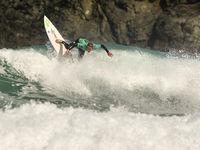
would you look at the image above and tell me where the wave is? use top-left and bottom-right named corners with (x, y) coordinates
top-left (0, 44), bottom-right (200, 115)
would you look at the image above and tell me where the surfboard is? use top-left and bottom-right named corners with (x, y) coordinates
top-left (44, 15), bottom-right (66, 55)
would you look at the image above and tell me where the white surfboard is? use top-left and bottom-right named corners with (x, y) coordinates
top-left (44, 15), bottom-right (66, 55)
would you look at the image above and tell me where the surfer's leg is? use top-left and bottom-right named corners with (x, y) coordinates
top-left (67, 39), bottom-right (79, 49)
top-left (62, 41), bottom-right (70, 49)
top-left (78, 48), bottom-right (85, 61)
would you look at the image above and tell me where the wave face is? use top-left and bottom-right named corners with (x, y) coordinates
top-left (1, 45), bottom-right (200, 115)
top-left (1, 44), bottom-right (200, 150)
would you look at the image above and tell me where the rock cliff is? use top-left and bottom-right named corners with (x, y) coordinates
top-left (0, 0), bottom-right (199, 53)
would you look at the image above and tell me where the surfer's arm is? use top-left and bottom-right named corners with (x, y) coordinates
top-left (101, 44), bottom-right (113, 57)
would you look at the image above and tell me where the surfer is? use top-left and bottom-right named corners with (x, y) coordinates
top-left (55, 38), bottom-right (113, 60)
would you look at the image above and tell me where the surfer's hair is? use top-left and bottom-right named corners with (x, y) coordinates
top-left (87, 42), bottom-right (93, 48)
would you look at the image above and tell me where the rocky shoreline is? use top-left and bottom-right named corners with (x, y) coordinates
top-left (0, 0), bottom-right (199, 53)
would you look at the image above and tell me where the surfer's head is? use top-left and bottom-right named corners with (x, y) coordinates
top-left (87, 42), bottom-right (93, 52)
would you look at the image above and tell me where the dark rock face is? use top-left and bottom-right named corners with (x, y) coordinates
top-left (0, 0), bottom-right (199, 53)
top-left (154, 1), bottom-right (200, 53)
top-left (100, 0), bottom-right (162, 49)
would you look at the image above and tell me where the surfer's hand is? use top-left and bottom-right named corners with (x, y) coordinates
top-left (65, 49), bottom-right (70, 56)
top-left (108, 52), bottom-right (113, 57)
top-left (55, 39), bottom-right (63, 43)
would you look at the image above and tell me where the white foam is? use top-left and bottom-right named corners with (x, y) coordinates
top-left (0, 102), bottom-right (200, 150)
top-left (1, 48), bottom-right (200, 113)
top-left (1, 47), bottom-right (200, 149)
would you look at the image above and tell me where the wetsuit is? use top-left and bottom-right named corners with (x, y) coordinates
top-left (62, 38), bottom-right (110, 60)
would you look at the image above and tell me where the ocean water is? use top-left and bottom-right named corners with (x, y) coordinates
top-left (0, 44), bottom-right (200, 150)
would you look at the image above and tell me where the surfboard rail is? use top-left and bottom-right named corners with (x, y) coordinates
top-left (44, 15), bottom-right (66, 55)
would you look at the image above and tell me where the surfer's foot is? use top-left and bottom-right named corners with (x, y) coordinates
top-left (55, 39), bottom-right (63, 43)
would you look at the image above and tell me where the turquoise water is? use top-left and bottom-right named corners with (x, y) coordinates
top-left (0, 44), bottom-right (200, 149)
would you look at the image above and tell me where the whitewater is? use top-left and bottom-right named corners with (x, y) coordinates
top-left (0, 44), bottom-right (200, 150)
